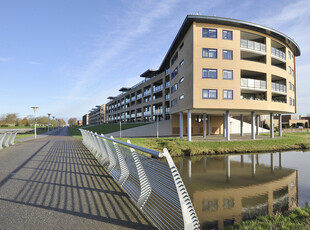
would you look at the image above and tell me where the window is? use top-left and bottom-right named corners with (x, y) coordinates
top-left (292, 84), bottom-right (295, 91)
top-left (203, 69), bottom-right (217, 79)
top-left (179, 59), bottom-right (184, 67)
top-left (171, 67), bottom-right (178, 79)
top-left (202, 28), bottom-right (217, 38)
top-left (223, 50), bottom-right (233, 60)
top-left (293, 99), bottom-right (295, 106)
top-left (202, 48), bottom-right (217, 58)
top-left (292, 69), bottom-right (294, 77)
top-left (179, 77), bottom-right (184, 83)
top-left (289, 97), bottom-right (292, 105)
top-left (179, 42), bottom-right (184, 51)
top-left (289, 66), bottom-right (291, 75)
top-left (171, 52), bottom-right (178, 66)
top-left (179, 94), bottom-right (184, 100)
top-left (222, 30), bottom-right (233, 40)
top-left (202, 89), bottom-right (217, 99)
top-left (171, 83), bottom-right (178, 93)
top-left (288, 50), bottom-right (291, 60)
top-left (223, 90), bottom-right (233, 100)
top-left (171, 98), bottom-right (178, 107)
top-left (289, 82), bottom-right (292, 90)
top-left (223, 70), bottom-right (233, 80)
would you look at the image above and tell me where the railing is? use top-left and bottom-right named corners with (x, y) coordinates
top-left (137, 94), bottom-right (142, 99)
top-left (165, 82), bottom-right (170, 88)
top-left (153, 85), bottom-right (163, 93)
top-left (165, 94), bottom-right (170, 101)
top-left (0, 131), bottom-right (18, 149)
top-left (143, 90), bottom-right (151, 96)
top-left (241, 78), bottom-right (267, 90)
top-left (165, 108), bottom-right (170, 113)
top-left (143, 111), bottom-right (151, 116)
top-left (153, 108), bottom-right (163, 115)
top-left (80, 129), bottom-right (199, 230)
top-left (271, 47), bottom-right (286, 61)
top-left (240, 39), bottom-right (266, 53)
top-left (136, 112), bottom-right (142, 117)
top-left (272, 82), bottom-right (287, 93)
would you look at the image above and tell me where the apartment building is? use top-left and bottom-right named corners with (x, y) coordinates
top-left (106, 15), bottom-right (300, 141)
top-left (82, 113), bottom-right (89, 126)
top-left (89, 104), bottom-right (106, 125)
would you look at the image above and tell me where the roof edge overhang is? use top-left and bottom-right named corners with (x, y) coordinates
top-left (140, 69), bottom-right (158, 78)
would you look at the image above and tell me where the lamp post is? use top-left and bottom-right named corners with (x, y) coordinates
top-left (47, 113), bottom-right (51, 134)
top-left (52, 116), bottom-right (55, 131)
top-left (31, 107), bottom-right (39, 139)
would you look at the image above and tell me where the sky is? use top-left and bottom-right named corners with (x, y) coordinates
top-left (0, 0), bottom-right (309, 121)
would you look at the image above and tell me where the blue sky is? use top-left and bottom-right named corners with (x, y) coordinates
top-left (0, 0), bottom-right (309, 121)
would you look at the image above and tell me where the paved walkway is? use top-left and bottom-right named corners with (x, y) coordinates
top-left (0, 128), bottom-right (155, 230)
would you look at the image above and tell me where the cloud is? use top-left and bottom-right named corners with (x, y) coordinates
top-left (0, 57), bottom-right (12, 62)
top-left (28, 61), bottom-right (40, 65)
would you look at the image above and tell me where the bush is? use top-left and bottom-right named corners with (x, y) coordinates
top-left (263, 123), bottom-right (270, 130)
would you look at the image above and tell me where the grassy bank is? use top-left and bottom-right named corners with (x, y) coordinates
top-left (69, 126), bottom-right (310, 156)
top-left (15, 127), bottom-right (49, 140)
top-left (225, 205), bottom-right (310, 230)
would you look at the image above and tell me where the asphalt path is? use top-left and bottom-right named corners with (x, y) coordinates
top-left (0, 127), bottom-right (155, 230)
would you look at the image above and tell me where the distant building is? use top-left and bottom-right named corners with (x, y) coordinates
top-left (89, 104), bottom-right (106, 125)
top-left (77, 120), bottom-right (83, 126)
top-left (265, 114), bottom-right (308, 127)
top-left (82, 114), bottom-right (89, 126)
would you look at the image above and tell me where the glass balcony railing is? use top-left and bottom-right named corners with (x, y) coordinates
top-left (272, 82), bottom-right (287, 93)
top-left (271, 47), bottom-right (286, 61)
top-left (143, 111), bottom-right (151, 116)
top-left (153, 108), bottom-right (163, 115)
top-left (165, 82), bottom-right (170, 88)
top-left (240, 39), bottom-right (266, 53)
top-left (137, 94), bottom-right (142, 99)
top-left (125, 115), bottom-right (130, 119)
top-left (131, 114), bottom-right (135, 118)
top-left (125, 99), bottom-right (130, 104)
top-left (241, 78), bottom-right (267, 90)
top-left (165, 108), bottom-right (170, 113)
top-left (136, 112), bottom-right (142, 117)
top-left (143, 90), bottom-right (151, 96)
top-left (165, 94), bottom-right (170, 101)
top-left (131, 97), bottom-right (135, 101)
top-left (153, 85), bottom-right (163, 93)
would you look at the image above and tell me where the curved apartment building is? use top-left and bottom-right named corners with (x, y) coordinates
top-left (106, 15), bottom-right (301, 141)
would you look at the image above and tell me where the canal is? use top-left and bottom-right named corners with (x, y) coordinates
top-left (176, 150), bottom-right (310, 229)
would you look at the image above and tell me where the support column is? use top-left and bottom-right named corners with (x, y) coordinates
top-left (187, 110), bottom-right (191, 142)
top-left (279, 152), bottom-right (282, 169)
top-left (226, 110), bottom-right (230, 141)
top-left (251, 154), bottom-right (256, 176)
top-left (279, 114), bottom-right (282, 137)
top-left (226, 156), bottom-right (231, 182)
top-left (203, 113), bottom-right (206, 138)
top-left (187, 159), bottom-right (191, 183)
top-left (251, 112), bottom-right (255, 140)
top-left (179, 112), bottom-right (183, 138)
top-left (270, 153), bottom-right (274, 173)
top-left (223, 114), bottom-right (226, 137)
top-left (270, 113), bottom-right (274, 138)
top-left (256, 115), bottom-right (260, 136)
top-left (240, 114), bottom-right (244, 136)
top-left (207, 115), bottom-right (211, 136)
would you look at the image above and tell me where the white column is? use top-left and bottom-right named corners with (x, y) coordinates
top-left (279, 114), bottom-right (282, 137)
top-left (207, 115), bottom-right (211, 136)
top-left (226, 110), bottom-right (230, 141)
top-left (270, 113), bottom-right (274, 138)
top-left (226, 156), bottom-right (231, 182)
top-left (187, 110), bottom-right (191, 142)
top-left (203, 113), bottom-right (206, 138)
top-left (180, 112), bottom-right (183, 138)
top-left (251, 154), bottom-right (256, 176)
top-left (240, 114), bottom-right (244, 136)
top-left (256, 115), bottom-right (260, 136)
top-left (187, 159), bottom-right (191, 183)
top-left (251, 112), bottom-right (255, 140)
top-left (223, 114), bottom-right (226, 137)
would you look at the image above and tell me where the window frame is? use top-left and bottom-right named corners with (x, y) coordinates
top-left (202, 28), bottom-right (217, 38)
top-left (179, 77), bottom-right (184, 83)
top-left (171, 98), bottom-right (178, 107)
top-left (179, 59), bottom-right (184, 67)
top-left (202, 68), bottom-right (217, 79)
top-left (202, 48), bottom-right (217, 58)
top-left (171, 83), bottom-right (178, 94)
top-left (202, 89), bottom-right (218, 99)
top-left (223, 90), bottom-right (233, 100)
top-left (179, 94), bottom-right (184, 100)
top-left (223, 69), bottom-right (233, 80)
top-left (222, 30), bottom-right (233, 40)
top-left (223, 49), bottom-right (233, 60)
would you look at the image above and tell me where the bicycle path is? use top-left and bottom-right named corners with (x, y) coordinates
top-left (0, 127), bottom-right (155, 230)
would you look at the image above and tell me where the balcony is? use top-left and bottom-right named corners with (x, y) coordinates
top-left (131, 96), bottom-right (135, 101)
top-left (136, 112), bottom-right (142, 117)
top-left (240, 39), bottom-right (266, 53)
top-left (271, 47), bottom-right (286, 62)
top-left (153, 85), bottom-right (163, 93)
top-left (272, 82), bottom-right (287, 94)
top-left (137, 94), bottom-right (142, 99)
top-left (143, 90), bottom-right (151, 96)
top-left (241, 78), bottom-right (267, 91)
top-left (125, 114), bottom-right (130, 119)
top-left (153, 108), bottom-right (163, 115)
top-left (165, 94), bottom-right (170, 101)
top-left (131, 114), bottom-right (135, 118)
top-left (143, 111), bottom-right (151, 117)
top-left (165, 82), bottom-right (170, 88)
top-left (165, 108), bottom-right (170, 113)
top-left (125, 99), bottom-right (130, 104)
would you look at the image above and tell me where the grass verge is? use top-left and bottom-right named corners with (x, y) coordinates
top-left (225, 205), bottom-right (310, 230)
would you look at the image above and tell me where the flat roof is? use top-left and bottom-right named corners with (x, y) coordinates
top-left (119, 87), bottom-right (131, 92)
top-left (159, 15), bottom-right (301, 70)
top-left (140, 69), bottom-right (158, 78)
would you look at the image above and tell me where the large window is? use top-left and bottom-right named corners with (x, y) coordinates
top-left (171, 67), bottom-right (178, 79)
top-left (223, 50), bottom-right (233, 60)
top-left (203, 69), bottom-right (217, 79)
top-left (223, 90), bottom-right (233, 100)
top-left (202, 28), bottom-right (217, 38)
top-left (202, 89), bottom-right (217, 99)
top-left (171, 52), bottom-right (178, 66)
top-left (223, 30), bottom-right (233, 40)
top-left (203, 48), bottom-right (217, 58)
top-left (171, 98), bottom-right (178, 107)
top-left (223, 70), bottom-right (233, 80)
top-left (171, 83), bottom-right (178, 94)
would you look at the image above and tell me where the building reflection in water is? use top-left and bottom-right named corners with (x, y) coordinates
top-left (176, 152), bottom-right (298, 230)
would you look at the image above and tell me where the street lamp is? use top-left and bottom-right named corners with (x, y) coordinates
top-left (52, 116), bottom-right (55, 131)
top-left (31, 107), bottom-right (39, 139)
top-left (47, 113), bottom-right (51, 134)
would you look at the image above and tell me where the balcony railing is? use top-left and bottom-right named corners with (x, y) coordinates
top-left (143, 90), bottom-right (151, 96)
top-left (153, 85), bottom-right (163, 93)
top-left (165, 82), bottom-right (170, 88)
top-left (137, 94), bottom-right (142, 99)
top-left (271, 47), bottom-right (286, 61)
top-left (272, 82), bottom-right (287, 94)
top-left (241, 78), bottom-right (267, 90)
top-left (125, 99), bottom-right (130, 104)
top-left (165, 108), bottom-right (170, 113)
top-left (131, 114), bottom-right (135, 118)
top-left (165, 94), bottom-right (170, 101)
top-left (136, 112), bottom-right (142, 117)
top-left (143, 111), bottom-right (151, 116)
top-left (240, 39), bottom-right (266, 53)
top-left (131, 97), bottom-right (135, 101)
top-left (153, 108), bottom-right (163, 115)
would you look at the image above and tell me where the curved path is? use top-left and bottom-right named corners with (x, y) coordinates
top-left (0, 127), bottom-right (155, 229)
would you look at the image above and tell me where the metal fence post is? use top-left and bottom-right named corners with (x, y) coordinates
top-left (9, 131), bottom-right (18, 146)
top-left (0, 133), bottom-right (6, 150)
top-left (4, 133), bottom-right (12, 148)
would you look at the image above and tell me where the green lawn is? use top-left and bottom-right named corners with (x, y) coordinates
top-left (225, 205), bottom-right (310, 230)
top-left (15, 127), bottom-right (49, 140)
top-left (69, 123), bottom-right (149, 140)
